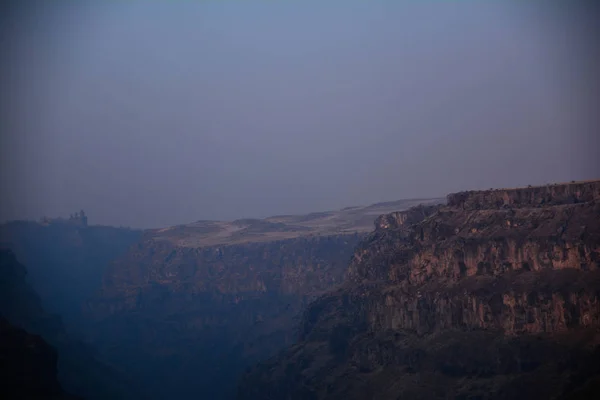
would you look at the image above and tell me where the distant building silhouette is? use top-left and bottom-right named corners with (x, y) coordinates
top-left (40, 210), bottom-right (88, 227)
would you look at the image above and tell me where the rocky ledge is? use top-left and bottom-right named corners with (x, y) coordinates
top-left (238, 180), bottom-right (600, 400)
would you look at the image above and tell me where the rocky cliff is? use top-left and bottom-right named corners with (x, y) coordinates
top-left (87, 234), bottom-right (365, 400)
top-left (238, 181), bottom-right (600, 400)
top-left (85, 198), bottom-right (442, 400)
top-left (446, 180), bottom-right (600, 210)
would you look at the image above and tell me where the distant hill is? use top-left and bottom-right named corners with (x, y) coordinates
top-left (149, 197), bottom-right (444, 247)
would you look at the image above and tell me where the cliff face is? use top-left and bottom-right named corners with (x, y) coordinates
top-left (238, 181), bottom-right (600, 400)
top-left (92, 234), bottom-right (365, 315)
top-left (446, 180), bottom-right (600, 210)
top-left (86, 234), bottom-right (365, 400)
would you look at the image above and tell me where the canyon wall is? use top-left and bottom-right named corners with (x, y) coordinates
top-left (239, 181), bottom-right (600, 400)
top-left (447, 180), bottom-right (600, 210)
top-left (86, 233), bottom-right (365, 400)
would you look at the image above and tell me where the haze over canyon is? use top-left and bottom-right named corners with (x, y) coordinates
top-left (1, 1), bottom-right (599, 399)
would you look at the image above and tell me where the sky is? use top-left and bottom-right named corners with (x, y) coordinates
top-left (1, 1), bottom-right (599, 229)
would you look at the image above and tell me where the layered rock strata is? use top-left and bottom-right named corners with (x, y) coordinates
top-left (239, 181), bottom-right (600, 400)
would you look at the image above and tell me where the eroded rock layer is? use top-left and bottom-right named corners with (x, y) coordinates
top-left (239, 181), bottom-right (600, 400)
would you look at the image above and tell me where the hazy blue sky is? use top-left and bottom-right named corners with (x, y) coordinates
top-left (1, 1), bottom-right (598, 228)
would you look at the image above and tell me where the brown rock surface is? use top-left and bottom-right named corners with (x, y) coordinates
top-left (238, 180), bottom-right (600, 400)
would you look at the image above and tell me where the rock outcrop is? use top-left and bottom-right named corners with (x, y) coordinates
top-left (238, 181), bottom-right (600, 400)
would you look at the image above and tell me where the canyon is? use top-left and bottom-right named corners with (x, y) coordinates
top-left (238, 180), bottom-right (600, 400)
top-left (1, 197), bottom-right (440, 399)
top-left (2, 181), bottom-right (599, 399)
top-left (84, 198), bottom-right (441, 399)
